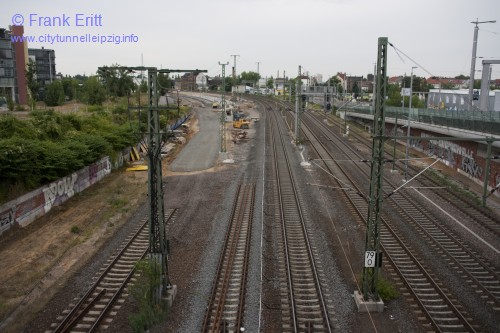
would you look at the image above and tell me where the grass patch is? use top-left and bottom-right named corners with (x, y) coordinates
top-left (358, 273), bottom-right (400, 302)
top-left (427, 169), bottom-right (481, 205)
top-left (129, 259), bottom-right (169, 332)
top-left (70, 226), bottom-right (80, 234)
top-left (0, 299), bottom-right (8, 319)
top-left (377, 276), bottom-right (400, 301)
top-left (109, 197), bottom-right (127, 208)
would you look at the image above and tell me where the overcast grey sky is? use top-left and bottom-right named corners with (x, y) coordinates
top-left (3, 0), bottom-right (500, 80)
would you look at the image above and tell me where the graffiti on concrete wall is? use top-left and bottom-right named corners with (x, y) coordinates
top-left (460, 156), bottom-right (483, 179)
top-left (428, 142), bottom-right (456, 168)
top-left (43, 174), bottom-right (78, 213)
top-left (410, 138), bottom-right (423, 151)
top-left (0, 151), bottom-right (126, 237)
top-left (0, 208), bottom-right (15, 234)
top-left (493, 173), bottom-right (500, 196)
top-left (421, 134), bottom-right (483, 179)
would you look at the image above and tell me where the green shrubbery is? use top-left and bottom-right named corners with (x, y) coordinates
top-left (129, 259), bottom-right (168, 332)
top-left (358, 273), bottom-right (400, 302)
top-left (0, 108), bottom-right (138, 202)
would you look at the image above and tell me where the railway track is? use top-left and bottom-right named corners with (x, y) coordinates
top-left (47, 209), bottom-right (178, 333)
top-left (276, 98), bottom-right (499, 239)
top-left (201, 184), bottom-right (255, 333)
top-left (298, 110), bottom-right (499, 331)
top-left (267, 106), bottom-right (334, 332)
top-left (321, 109), bottom-right (500, 239)
top-left (303, 111), bottom-right (500, 304)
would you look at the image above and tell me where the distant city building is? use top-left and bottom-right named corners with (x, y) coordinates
top-left (174, 73), bottom-right (196, 91)
top-left (334, 73), bottom-right (367, 94)
top-left (274, 78), bottom-right (287, 95)
top-left (346, 76), bottom-right (362, 93)
top-left (207, 76), bottom-right (222, 91)
top-left (28, 47), bottom-right (57, 86)
top-left (196, 73), bottom-right (208, 91)
top-left (426, 77), bottom-right (468, 89)
top-left (388, 76), bottom-right (403, 87)
top-left (0, 25), bottom-right (29, 104)
top-left (427, 89), bottom-right (500, 111)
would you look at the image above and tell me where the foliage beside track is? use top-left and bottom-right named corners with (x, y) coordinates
top-left (0, 108), bottom-right (138, 203)
top-left (129, 259), bottom-right (168, 333)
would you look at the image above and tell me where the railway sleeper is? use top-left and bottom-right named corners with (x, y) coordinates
top-left (436, 323), bottom-right (467, 330)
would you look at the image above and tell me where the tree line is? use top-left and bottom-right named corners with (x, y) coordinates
top-left (22, 63), bottom-right (174, 109)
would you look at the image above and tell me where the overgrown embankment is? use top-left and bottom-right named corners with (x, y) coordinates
top-left (0, 106), bottom-right (137, 204)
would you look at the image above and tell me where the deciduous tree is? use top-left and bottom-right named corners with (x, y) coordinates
top-left (25, 59), bottom-right (39, 110)
top-left (84, 76), bottom-right (106, 105)
top-left (44, 81), bottom-right (65, 106)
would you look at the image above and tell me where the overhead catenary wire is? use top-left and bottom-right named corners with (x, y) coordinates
top-left (388, 42), bottom-right (436, 78)
top-left (480, 28), bottom-right (500, 36)
top-left (385, 158), bottom-right (441, 198)
top-left (309, 159), bottom-right (366, 199)
top-left (303, 154), bottom-right (380, 332)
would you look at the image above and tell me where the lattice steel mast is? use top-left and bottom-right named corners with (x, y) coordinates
top-left (294, 65), bottom-right (302, 145)
top-left (361, 37), bottom-right (388, 302)
top-left (100, 66), bottom-right (206, 304)
top-left (219, 62), bottom-right (229, 153)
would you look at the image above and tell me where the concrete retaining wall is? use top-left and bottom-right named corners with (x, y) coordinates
top-left (0, 149), bottom-right (130, 237)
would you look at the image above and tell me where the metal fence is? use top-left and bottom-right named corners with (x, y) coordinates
top-left (344, 104), bottom-right (500, 136)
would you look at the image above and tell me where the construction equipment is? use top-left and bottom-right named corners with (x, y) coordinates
top-left (233, 118), bottom-right (250, 129)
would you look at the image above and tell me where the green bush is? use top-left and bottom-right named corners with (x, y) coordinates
top-left (0, 110), bottom-right (136, 196)
top-left (7, 97), bottom-right (15, 111)
top-left (0, 137), bottom-right (86, 187)
top-left (377, 276), bottom-right (399, 301)
top-left (87, 105), bottom-right (104, 112)
top-left (64, 132), bottom-right (111, 163)
top-left (358, 273), bottom-right (400, 302)
top-left (129, 259), bottom-right (168, 332)
top-left (0, 114), bottom-right (38, 139)
top-left (44, 81), bottom-right (65, 106)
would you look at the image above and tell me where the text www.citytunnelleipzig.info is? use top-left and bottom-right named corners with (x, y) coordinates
top-left (10, 33), bottom-right (139, 45)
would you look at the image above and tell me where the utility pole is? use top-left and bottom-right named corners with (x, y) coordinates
top-left (468, 19), bottom-right (496, 111)
top-left (256, 62), bottom-right (261, 91)
top-left (283, 70), bottom-right (286, 99)
top-left (325, 79), bottom-right (330, 111)
top-left (144, 68), bottom-right (169, 304)
top-left (230, 54), bottom-right (239, 90)
top-left (357, 37), bottom-right (388, 312)
top-left (359, 75), bottom-right (363, 100)
top-left (294, 65), bottom-right (302, 145)
top-left (219, 61), bottom-right (229, 153)
top-left (404, 66), bottom-right (417, 182)
top-left (371, 63), bottom-right (376, 114)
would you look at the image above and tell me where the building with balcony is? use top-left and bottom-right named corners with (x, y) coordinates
top-left (28, 47), bottom-right (56, 86)
top-left (0, 25), bottom-right (29, 104)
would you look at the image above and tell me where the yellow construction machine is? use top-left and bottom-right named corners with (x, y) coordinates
top-left (233, 118), bottom-right (250, 129)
